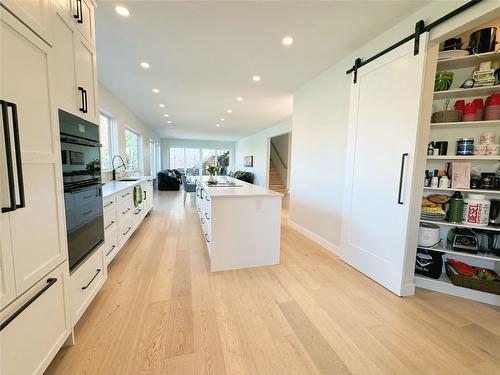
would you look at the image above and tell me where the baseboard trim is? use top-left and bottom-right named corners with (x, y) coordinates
top-left (288, 220), bottom-right (339, 255)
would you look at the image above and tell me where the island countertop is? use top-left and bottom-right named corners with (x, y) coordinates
top-left (102, 176), bottom-right (154, 198)
top-left (196, 176), bottom-right (282, 198)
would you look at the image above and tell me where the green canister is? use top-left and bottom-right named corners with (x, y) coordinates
top-left (448, 191), bottom-right (464, 223)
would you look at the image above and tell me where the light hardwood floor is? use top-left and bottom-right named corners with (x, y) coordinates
top-left (46, 190), bottom-right (500, 375)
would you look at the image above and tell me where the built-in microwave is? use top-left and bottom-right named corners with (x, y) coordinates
top-left (59, 110), bottom-right (104, 271)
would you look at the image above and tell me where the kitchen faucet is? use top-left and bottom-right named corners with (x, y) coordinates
top-left (111, 155), bottom-right (127, 181)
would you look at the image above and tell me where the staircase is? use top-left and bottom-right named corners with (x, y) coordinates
top-left (269, 162), bottom-right (288, 194)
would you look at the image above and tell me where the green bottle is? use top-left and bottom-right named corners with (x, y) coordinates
top-left (448, 191), bottom-right (464, 223)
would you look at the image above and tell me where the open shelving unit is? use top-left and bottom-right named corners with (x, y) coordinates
top-left (418, 46), bottom-right (500, 306)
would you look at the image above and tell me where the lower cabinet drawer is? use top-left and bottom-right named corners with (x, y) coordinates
top-left (69, 246), bottom-right (105, 324)
top-left (119, 218), bottom-right (133, 247)
top-left (103, 195), bottom-right (116, 210)
top-left (104, 229), bottom-right (119, 265)
top-left (132, 203), bottom-right (143, 228)
top-left (0, 262), bottom-right (70, 375)
top-left (103, 207), bottom-right (117, 235)
top-left (118, 200), bottom-right (132, 224)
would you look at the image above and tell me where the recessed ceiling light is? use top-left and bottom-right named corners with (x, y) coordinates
top-left (236, 97), bottom-right (243, 101)
top-left (167, 120), bottom-right (172, 124)
top-left (252, 75), bottom-right (261, 82)
top-left (282, 36), bottom-right (294, 46)
top-left (227, 109), bottom-right (232, 113)
top-left (115, 6), bottom-right (130, 17)
top-left (159, 104), bottom-right (165, 108)
top-left (220, 118), bottom-right (225, 121)
top-left (152, 88), bottom-right (160, 93)
top-left (140, 61), bottom-right (150, 69)
top-left (163, 114), bottom-right (169, 117)
top-left (216, 124), bottom-right (220, 127)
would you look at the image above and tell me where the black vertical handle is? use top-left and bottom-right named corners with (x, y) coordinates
top-left (78, 87), bottom-right (85, 112)
top-left (83, 89), bottom-right (88, 113)
top-left (8, 103), bottom-right (25, 209)
top-left (73, 0), bottom-right (80, 20)
top-left (1, 100), bottom-right (16, 213)
top-left (77, 0), bottom-right (83, 24)
top-left (398, 153), bottom-right (408, 205)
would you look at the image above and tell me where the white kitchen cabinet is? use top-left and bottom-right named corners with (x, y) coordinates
top-left (0, 262), bottom-right (71, 375)
top-left (1, 0), bottom-right (52, 44)
top-left (52, 6), bottom-right (98, 122)
top-left (68, 246), bottom-right (105, 325)
top-left (0, 8), bottom-right (67, 296)
top-left (52, 0), bottom-right (95, 47)
top-left (340, 34), bottom-right (431, 296)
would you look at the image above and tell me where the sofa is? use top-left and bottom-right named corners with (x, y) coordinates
top-left (157, 169), bottom-right (182, 191)
top-left (230, 170), bottom-right (255, 184)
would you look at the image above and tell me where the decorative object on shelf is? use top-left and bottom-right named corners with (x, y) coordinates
top-left (480, 131), bottom-right (496, 145)
top-left (463, 193), bottom-right (491, 226)
top-left (243, 155), bottom-right (253, 167)
top-left (448, 191), bottom-right (464, 223)
top-left (456, 137), bottom-right (474, 155)
top-left (450, 162), bottom-right (471, 189)
top-left (415, 249), bottom-right (443, 279)
top-left (206, 164), bottom-right (219, 183)
top-left (435, 70), bottom-right (454, 91)
top-left (473, 144), bottom-right (487, 155)
top-left (460, 79), bottom-right (475, 89)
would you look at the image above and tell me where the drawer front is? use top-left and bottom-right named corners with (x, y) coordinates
top-left (119, 218), bottom-right (133, 247)
top-left (118, 200), bottom-right (133, 224)
top-left (104, 230), bottom-right (119, 265)
top-left (103, 208), bottom-right (117, 235)
top-left (69, 246), bottom-right (105, 324)
top-left (118, 188), bottom-right (133, 203)
top-left (132, 203), bottom-right (143, 228)
top-left (103, 195), bottom-right (117, 210)
top-left (0, 263), bottom-right (70, 375)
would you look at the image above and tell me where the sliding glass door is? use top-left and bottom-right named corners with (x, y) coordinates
top-left (169, 147), bottom-right (231, 176)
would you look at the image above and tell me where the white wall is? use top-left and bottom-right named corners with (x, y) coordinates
top-left (98, 83), bottom-right (161, 179)
top-left (161, 138), bottom-right (236, 171)
top-left (235, 119), bottom-right (292, 187)
top-left (289, 1), bottom-right (500, 252)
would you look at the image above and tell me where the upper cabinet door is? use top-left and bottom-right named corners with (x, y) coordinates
top-left (76, 0), bottom-right (95, 46)
top-left (0, 8), bottom-right (67, 295)
top-left (340, 33), bottom-right (431, 297)
top-left (75, 35), bottom-right (98, 122)
top-left (1, 0), bottom-right (52, 44)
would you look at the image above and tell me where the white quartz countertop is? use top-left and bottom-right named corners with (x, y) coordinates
top-left (196, 176), bottom-right (282, 198)
top-left (102, 176), bottom-right (153, 198)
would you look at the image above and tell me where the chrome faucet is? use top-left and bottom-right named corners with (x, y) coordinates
top-left (111, 155), bottom-right (126, 181)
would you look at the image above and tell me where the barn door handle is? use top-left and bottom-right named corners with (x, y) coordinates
top-left (397, 153), bottom-right (408, 205)
top-left (1, 100), bottom-right (16, 213)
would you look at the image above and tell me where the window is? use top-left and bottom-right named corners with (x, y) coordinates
top-left (99, 112), bottom-right (115, 170)
top-left (155, 142), bottom-right (161, 173)
top-left (149, 139), bottom-right (156, 176)
top-left (169, 147), bottom-right (230, 176)
top-left (125, 128), bottom-right (140, 171)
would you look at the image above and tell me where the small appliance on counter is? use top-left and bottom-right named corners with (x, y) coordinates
top-left (418, 222), bottom-right (441, 247)
top-left (447, 228), bottom-right (479, 254)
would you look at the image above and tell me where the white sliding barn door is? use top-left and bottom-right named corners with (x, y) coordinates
top-left (340, 34), bottom-right (430, 296)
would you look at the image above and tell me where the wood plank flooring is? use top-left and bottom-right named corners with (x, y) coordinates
top-left (45, 190), bottom-right (500, 375)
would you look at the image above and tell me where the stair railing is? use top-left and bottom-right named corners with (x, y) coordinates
top-left (270, 141), bottom-right (287, 170)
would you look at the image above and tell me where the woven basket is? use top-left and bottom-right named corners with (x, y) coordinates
top-left (445, 263), bottom-right (500, 295)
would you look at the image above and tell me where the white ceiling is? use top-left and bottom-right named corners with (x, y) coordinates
top-left (96, 1), bottom-right (428, 141)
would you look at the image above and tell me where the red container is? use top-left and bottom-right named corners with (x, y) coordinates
top-left (455, 99), bottom-right (465, 121)
top-left (486, 94), bottom-right (500, 106)
top-left (473, 98), bottom-right (484, 121)
top-left (463, 103), bottom-right (477, 122)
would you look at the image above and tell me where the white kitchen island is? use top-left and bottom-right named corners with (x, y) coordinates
top-left (195, 176), bottom-right (282, 272)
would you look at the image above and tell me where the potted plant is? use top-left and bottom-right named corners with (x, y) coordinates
top-left (206, 164), bottom-right (219, 183)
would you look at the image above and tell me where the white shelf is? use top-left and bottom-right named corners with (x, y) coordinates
top-left (427, 155), bottom-right (500, 161)
top-left (433, 86), bottom-right (499, 100)
top-left (415, 274), bottom-right (500, 306)
top-left (430, 120), bottom-right (500, 129)
top-left (437, 51), bottom-right (500, 70)
top-left (420, 219), bottom-right (500, 232)
top-left (417, 243), bottom-right (500, 262)
top-left (423, 187), bottom-right (500, 194)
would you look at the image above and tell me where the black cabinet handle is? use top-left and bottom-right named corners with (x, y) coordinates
top-left (134, 208), bottom-right (141, 215)
top-left (9, 102), bottom-right (25, 209)
top-left (73, 0), bottom-right (80, 20)
top-left (1, 100), bottom-right (16, 213)
top-left (76, 0), bottom-right (83, 23)
top-left (204, 233), bottom-right (210, 243)
top-left (78, 87), bottom-right (85, 112)
top-left (104, 201), bottom-right (114, 208)
top-left (122, 208), bottom-right (130, 215)
top-left (82, 88), bottom-right (88, 113)
top-left (106, 245), bottom-right (116, 257)
top-left (398, 153), bottom-right (408, 205)
top-left (122, 227), bottom-right (131, 236)
top-left (0, 278), bottom-right (57, 331)
top-left (105, 220), bottom-right (115, 230)
top-left (81, 269), bottom-right (101, 290)
top-left (205, 212), bottom-right (210, 220)
top-left (144, 191), bottom-right (147, 200)
top-left (121, 192), bottom-right (130, 197)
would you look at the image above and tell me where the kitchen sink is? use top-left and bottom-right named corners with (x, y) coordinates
top-left (116, 178), bottom-right (140, 182)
